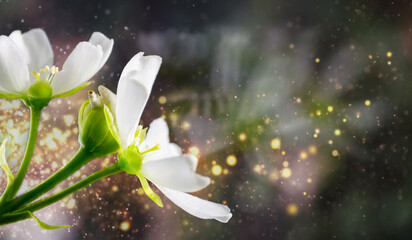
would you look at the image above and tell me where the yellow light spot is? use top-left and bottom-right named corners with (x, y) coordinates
top-left (309, 145), bottom-right (317, 154)
top-left (281, 151), bottom-right (286, 155)
top-left (182, 121), bottom-right (191, 130)
top-left (137, 187), bottom-right (145, 195)
top-left (300, 152), bottom-right (307, 159)
top-left (120, 221), bottom-right (130, 231)
top-left (239, 133), bottom-right (247, 141)
top-left (307, 178), bottom-right (312, 183)
top-left (112, 185), bottom-right (119, 192)
top-left (315, 58), bottom-right (320, 63)
top-left (368, 54), bottom-right (373, 59)
top-left (226, 155), bottom-right (237, 166)
top-left (334, 129), bottom-right (341, 136)
top-left (158, 96), bottom-right (167, 104)
top-left (364, 100), bottom-right (371, 106)
top-left (270, 138), bottom-right (281, 149)
top-left (332, 150), bottom-right (339, 157)
top-left (327, 106), bottom-right (334, 112)
top-left (387, 61), bottom-right (392, 65)
top-left (281, 168), bottom-right (292, 178)
top-left (269, 170), bottom-right (279, 181)
top-left (287, 203), bottom-right (299, 216)
top-left (342, 118), bottom-right (347, 123)
top-left (315, 110), bottom-right (322, 116)
top-left (303, 192), bottom-right (307, 196)
top-left (188, 146), bottom-right (200, 156)
top-left (313, 133), bottom-right (318, 138)
top-left (328, 140), bottom-right (333, 145)
top-left (386, 51), bottom-right (392, 58)
top-left (212, 165), bottom-right (222, 176)
top-left (66, 199), bottom-right (76, 209)
top-left (283, 161), bottom-right (289, 167)
top-left (315, 128), bottom-right (320, 134)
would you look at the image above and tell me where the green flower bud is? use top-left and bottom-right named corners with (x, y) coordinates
top-left (26, 80), bottom-right (52, 107)
top-left (78, 91), bottom-right (120, 158)
top-left (117, 147), bottom-right (143, 174)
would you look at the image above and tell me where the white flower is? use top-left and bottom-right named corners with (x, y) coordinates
top-left (96, 52), bottom-right (232, 223)
top-left (0, 28), bottom-right (113, 99)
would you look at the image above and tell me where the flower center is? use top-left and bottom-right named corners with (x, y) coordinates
top-left (31, 65), bottom-right (59, 83)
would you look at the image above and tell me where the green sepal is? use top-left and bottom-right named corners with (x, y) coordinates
top-left (77, 100), bottom-right (90, 133)
top-left (0, 138), bottom-right (14, 185)
top-left (52, 81), bottom-right (91, 99)
top-left (0, 91), bottom-right (21, 99)
top-left (136, 172), bottom-right (163, 208)
top-left (28, 211), bottom-right (71, 230)
top-left (118, 148), bottom-right (143, 174)
top-left (103, 105), bottom-right (122, 147)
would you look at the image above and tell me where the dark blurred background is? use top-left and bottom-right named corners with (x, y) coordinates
top-left (0, 0), bottom-right (411, 239)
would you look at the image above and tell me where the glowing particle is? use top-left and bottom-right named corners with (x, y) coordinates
top-left (283, 161), bottom-right (289, 167)
top-left (66, 199), bottom-right (76, 209)
top-left (281, 168), bottom-right (292, 178)
top-left (287, 203), bottom-right (299, 216)
top-left (364, 100), bottom-right (371, 106)
top-left (188, 146), bottom-right (200, 156)
top-left (270, 138), bottom-right (281, 149)
top-left (387, 61), bottom-right (392, 65)
top-left (112, 186), bottom-right (119, 192)
top-left (281, 151), bottom-right (286, 155)
top-left (238, 133), bottom-right (247, 141)
top-left (300, 152), bottom-right (307, 159)
top-left (386, 51), bottom-right (392, 58)
top-left (307, 178), bottom-right (312, 183)
top-left (303, 192), bottom-right (307, 196)
top-left (315, 110), bottom-right (322, 116)
top-left (315, 128), bottom-right (320, 134)
top-left (315, 58), bottom-right (320, 63)
top-left (226, 155), bottom-right (237, 166)
top-left (334, 129), bottom-right (341, 136)
top-left (63, 115), bottom-right (74, 127)
top-left (158, 96), bottom-right (167, 104)
top-left (368, 54), bottom-right (373, 59)
top-left (137, 187), bottom-right (145, 195)
top-left (120, 221), bottom-right (130, 231)
top-left (269, 171), bottom-right (279, 181)
top-left (309, 145), bottom-right (317, 154)
top-left (327, 106), bottom-right (334, 112)
top-left (182, 121), bottom-right (191, 130)
top-left (313, 133), bottom-right (318, 138)
top-left (328, 140), bottom-right (333, 145)
top-left (342, 118), bottom-right (347, 123)
top-left (332, 150), bottom-right (339, 157)
top-left (212, 165), bottom-right (222, 176)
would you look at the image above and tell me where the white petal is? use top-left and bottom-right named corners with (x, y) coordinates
top-left (156, 185), bottom-right (232, 223)
top-left (116, 53), bottom-right (162, 146)
top-left (89, 32), bottom-right (114, 69)
top-left (51, 42), bottom-right (103, 95)
top-left (139, 118), bottom-right (170, 152)
top-left (144, 143), bottom-right (182, 161)
top-left (141, 154), bottom-right (210, 192)
top-left (9, 28), bottom-right (53, 71)
top-left (0, 36), bottom-right (30, 94)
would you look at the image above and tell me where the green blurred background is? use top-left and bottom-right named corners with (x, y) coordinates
top-left (0, 0), bottom-right (411, 239)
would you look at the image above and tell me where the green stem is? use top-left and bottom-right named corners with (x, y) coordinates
top-left (0, 163), bottom-right (121, 225)
top-left (0, 147), bottom-right (95, 214)
top-left (0, 106), bottom-right (42, 205)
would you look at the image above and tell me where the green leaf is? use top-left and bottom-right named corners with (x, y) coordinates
top-left (0, 138), bottom-right (14, 185)
top-left (28, 211), bottom-right (71, 230)
top-left (103, 105), bottom-right (122, 147)
top-left (52, 81), bottom-right (91, 99)
top-left (136, 172), bottom-right (163, 207)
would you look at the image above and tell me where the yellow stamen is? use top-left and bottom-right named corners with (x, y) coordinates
top-left (141, 144), bottom-right (160, 155)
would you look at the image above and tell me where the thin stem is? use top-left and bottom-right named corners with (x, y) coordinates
top-left (0, 163), bottom-right (121, 225)
top-left (0, 147), bottom-right (95, 214)
top-left (0, 106), bottom-right (42, 205)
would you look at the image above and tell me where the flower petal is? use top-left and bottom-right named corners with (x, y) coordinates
top-left (143, 143), bottom-right (182, 161)
top-left (0, 36), bottom-right (30, 95)
top-left (88, 32), bottom-right (114, 69)
top-left (156, 185), bottom-right (232, 223)
top-left (139, 118), bottom-right (170, 152)
top-left (9, 28), bottom-right (53, 72)
top-left (141, 154), bottom-right (210, 192)
top-left (50, 42), bottom-right (103, 96)
top-left (116, 53), bottom-right (162, 146)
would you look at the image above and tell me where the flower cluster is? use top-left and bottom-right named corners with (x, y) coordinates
top-left (0, 28), bottom-right (231, 228)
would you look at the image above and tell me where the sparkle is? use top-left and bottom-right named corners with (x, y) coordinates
top-left (315, 110), bottom-right (322, 116)
top-left (327, 106), bottom-right (333, 112)
top-left (281, 168), bottom-right (292, 178)
top-left (332, 150), bottom-right (340, 157)
top-left (309, 145), bottom-right (317, 154)
top-left (270, 138), bottom-right (281, 149)
top-left (365, 100), bottom-right (371, 106)
top-left (120, 221), bottom-right (131, 231)
top-left (158, 96), bottom-right (167, 104)
top-left (188, 146), bottom-right (200, 156)
top-left (334, 129), bottom-right (341, 136)
top-left (66, 199), bottom-right (76, 209)
top-left (212, 165), bottom-right (222, 176)
top-left (287, 203), bottom-right (299, 216)
top-left (315, 58), bottom-right (320, 63)
top-left (386, 51), bottom-right (392, 58)
top-left (300, 152), bottom-right (307, 159)
top-left (226, 155), bottom-right (237, 166)
top-left (238, 133), bottom-right (247, 141)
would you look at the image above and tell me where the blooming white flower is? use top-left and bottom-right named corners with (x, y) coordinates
top-left (94, 52), bottom-right (232, 223)
top-left (0, 28), bottom-right (113, 100)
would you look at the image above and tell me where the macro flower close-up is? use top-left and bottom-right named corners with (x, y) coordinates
top-left (0, 1), bottom-right (411, 240)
